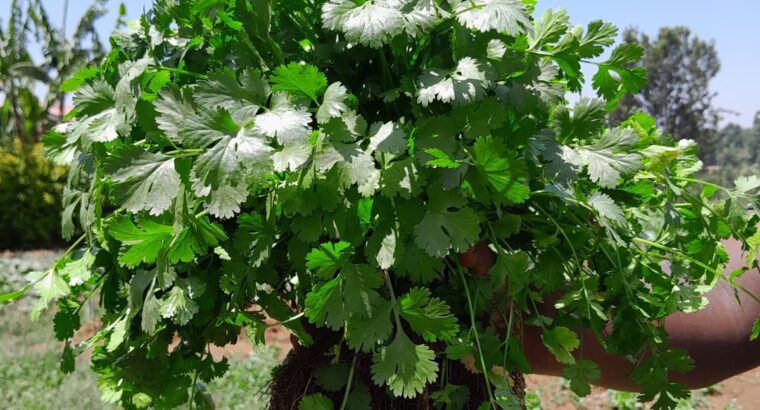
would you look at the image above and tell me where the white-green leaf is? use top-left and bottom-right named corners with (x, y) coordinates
top-left (417, 57), bottom-right (491, 106)
top-left (578, 129), bottom-right (641, 188)
top-left (451, 0), bottom-right (530, 36)
top-left (252, 94), bottom-right (312, 145)
top-left (194, 68), bottom-right (270, 125)
top-left (317, 82), bottom-right (348, 124)
top-left (107, 147), bottom-right (181, 216)
top-left (368, 121), bottom-right (406, 154)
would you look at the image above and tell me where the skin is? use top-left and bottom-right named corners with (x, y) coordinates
top-left (459, 239), bottom-right (760, 391)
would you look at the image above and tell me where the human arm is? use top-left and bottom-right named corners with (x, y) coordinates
top-left (460, 239), bottom-right (760, 391)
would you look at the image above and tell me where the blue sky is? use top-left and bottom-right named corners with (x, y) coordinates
top-left (4, 0), bottom-right (759, 127)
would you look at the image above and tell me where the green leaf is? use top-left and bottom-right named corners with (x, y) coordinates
top-left (306, 241), bottom-right (353, 279)
top-left (53, 301), bottom-right (81, 340)
top-left (60, 249), bottom-right (95, 286)
top-left (368, 121), bottom-right (407, 154)
top-left (751, 316), bottom-right (760, 341)
top-left (270, 62), bottom-right (327, 101)
top-left (194, 68), bottom-right (269, 125)
top-left (417, 57), bottom-right (491, 106)
top-left (588, 192), bottom-right (627, 238)
top-left (305, 277), bottom-right (348, 330)
top-left (317, 82), bottom-right (348, 124)
top-left (592, 43), bottom-right (646, 109)
top-left (371, 329), bottom-right (438, 398)
top-left (315, 363), bottom-right (350, 392)
top-left (250, 94), bottom-right (312, 145)
top-left (106, 147), bottom-right (181, 216)
top-left (60, 66), bottom-right (100, 92)
top-left (190, 127), bottom-right (273, 218)
top-left (298, 393), bottom-right (334, 410)
top-left (473, 136), bottom-right (531, 204)
top-left (562, 360), bottom-right (600, 397)
top-left (529, 8), bottom-right (569, 50)
top-left (346, 383), bottom-right (372, 410)
top-left (398, 288), bottom-right (459, 342)
top-left (414, 188), bottom-right (481, 257)
top-left (424, 148), bottom-right (461, 169)
top-left (109, 217), bottom-right (173, 267)
top-left (346, 298), bottom-right (394, 352)
top-left (578, 128), bottom-right (641, 188)
top-left (154, 88), bottom-right (237, 148)
top-left (159, 278), bottom-right (206, 325)
top-left (542, 326), bottom-right (579, 364)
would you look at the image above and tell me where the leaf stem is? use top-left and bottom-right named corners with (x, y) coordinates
top-left (452, 259), bottom-right (497, 408)
top-left (152, 65), bottom-right (208, 80)
top-left (339, 353), bottom-right (358, 410)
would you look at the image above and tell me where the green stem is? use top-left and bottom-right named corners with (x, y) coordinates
top-left (383, 270), bottom-right (403, 328)
top-left (153, 65), bottom-right (208, 80)
top-left (633, 237), bottom-right (760, 306)
top-left (452, 260), bottom-right (496, 408)
top-left (339, 353), bottom-right (358, 410)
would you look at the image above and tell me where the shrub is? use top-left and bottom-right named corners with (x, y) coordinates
top-left (0, 140), bottom-right (65, 249)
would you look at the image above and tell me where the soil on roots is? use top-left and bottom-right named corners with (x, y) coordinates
top-left (268, 327), bottom-right (525, 409)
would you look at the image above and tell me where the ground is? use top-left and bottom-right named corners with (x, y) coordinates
top-left (1, 250), bottom-right (757, 409)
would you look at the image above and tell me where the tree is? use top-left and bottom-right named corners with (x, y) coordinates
top-left (0, 0), bottom-right (48, 145)
top-left (710, 112), bottom-right (760, 186)
top-left (610, 27), bottom-right (721, 164)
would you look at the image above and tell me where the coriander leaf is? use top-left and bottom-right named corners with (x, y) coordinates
top-left (305, 277), bottom-right (347, 330)
top-left (417, 57), bottom-right (491, 106)
top-left (73, 80), bottom-right (114, 115)
top-left (252, 94), bottom-right (313, 145)
top-left (272, 142), bottom-right (312, 172)
top-left (414, 188), bottom-right (481, 257)
top-left (106, 147), bottom-right (181, 216)
top-left (109, 217), bottom-right (173, 267)
top-left (155, 88), bottom-right (237, 148)
top-left (592, 43), bottom-right (646, 109)
top-left (542, 326), bottom-right (579, 364)
top-left (452, 0), bottom-right (530, 36)
top-left (398, 287), bottom-right (459, 342)
top-left (366, 224), bottom-right (401, 269)
top-left (317, 82), bottom-right (348, 124)
top-left (191, 127), bottom-right (273, 218)
top-left (321, 0), bottom-right (438, 48)
top-left (60, 249), bottom-right (95, 286)
top-left (529, 8), bottom-right (569, 50)
top-left (472, 136), bottom-right (531, 204)
top-left (588, 192), bottom-right (627, 240)
top-left (552, 98), bottom-right (606, 141)
top-left (298, 394), bottom-right (334, 410)
top-left (562, 360), bottom-right (600, 397)
top-left (106, 315), bottom-right (129, 352)
top-left (270, 62), bottom-right (327, 101)
top-left (316, 142), bottom-right (380, 196)
top-left (424, 148), bottom-right (461, 169)
top-left (734, 175), bottom-right (760, 194)
top-left (342, 264), bottom-right (383, 318)
top-left (159, 278), bottom-right (205, 325)
top-left (346, 383), bottom-right (372, 410)
top-left (60, 66), bottom-right (99, 92)
top-left (368, 121), bottom-right (407, 154)
top-left (194, 68), bottom-right (270, 124)
top-left (578, 128), bottom-right (641, 188)
top-left (395, 244), bottom-right (443, 283)
top-left (577, 20), bottom-right (618, 58)
top-left (371, 329), bottom-right (438, 398)
top-left (306, 241), bottom-right (353, 279)
top-left (29, 269), bottom-right (71, 319)
top-left (346, 298), bottom-right (394, 352)
top-left (53, 303), bottom-right (81, 341)
top-left (380, 157), bottom-right (426, 199)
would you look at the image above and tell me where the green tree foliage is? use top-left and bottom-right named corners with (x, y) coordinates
top-left (709, 113), bottom-right (760, 186)
top-left (3, 1), bottom-right (760, 409)
top-left (610, 27), bottom-right (721, 165)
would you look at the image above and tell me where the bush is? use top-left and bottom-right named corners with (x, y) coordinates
top-left (0, 140), bottom-right (65, 249)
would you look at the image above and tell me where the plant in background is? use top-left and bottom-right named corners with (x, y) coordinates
top-left (0, 140), bottom-right (65, 249)
top-left (4, 0), bottom-right (760, 409)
